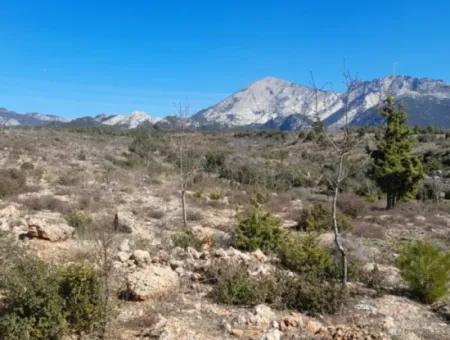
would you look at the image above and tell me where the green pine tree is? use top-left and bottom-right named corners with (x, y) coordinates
top-left (371, 96), bottom-right (424, 209)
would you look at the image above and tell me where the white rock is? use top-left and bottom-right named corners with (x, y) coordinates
top-left (254, 304), bottom-right (275, 324)
top-left (117, 251), bottom-right (131, 262)
top-left (26, 212), bottom-right (74, 242)
top-left (126, 265), bottom-right (179, 301)
top-left (131, 249), bottom-right (151, 267)
top-left (260, 328), bottom-right (282, 340)
top-left (119, 238), bottom-right (131, 252)
top-left (252, 249), bottom-right (268, 262)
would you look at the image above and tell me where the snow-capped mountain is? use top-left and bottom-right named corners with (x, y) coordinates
top-left (193, 76), bottom-right (450, 130)
top-left (192, 77), bottom-right (342, 127)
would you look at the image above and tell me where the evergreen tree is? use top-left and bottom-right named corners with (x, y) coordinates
top-left (371, 96), bottom-right (424, 209)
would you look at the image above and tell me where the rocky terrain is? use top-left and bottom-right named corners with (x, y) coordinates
top-left (0, 127), bottom-right (449, 339)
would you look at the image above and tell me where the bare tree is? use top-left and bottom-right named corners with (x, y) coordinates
top-left (309, 69), bottom-right (366, 287)
top-left (172, 104), bottom-right (204, 228)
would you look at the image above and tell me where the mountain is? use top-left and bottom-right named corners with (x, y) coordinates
top-left (96, 111), bottom-right (158, 129)
top-left (324, 76), bottom-right (450, 128)
top-left (192, 77), bottom-right (342, 128)
top-left (0, 108), bottom-right (67, 127)
top-left (193, 76), bottom-right (450, 130)
top-left (2, 75), bottom-right (450, 130)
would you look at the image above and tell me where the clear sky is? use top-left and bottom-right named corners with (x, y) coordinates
top-left (1, 0), bottom-right (449, 119)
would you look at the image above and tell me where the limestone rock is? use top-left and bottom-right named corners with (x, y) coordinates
top-left (114, 211), bottom-right (136, 233)
top-left (126, 265), bottom-right (179, 301)
top-left (26, 212), bottom-right (74, 242)
top-left (131, 249), bottom-right (151, 267)
top-left (260, 328), bottom-right (281, 340)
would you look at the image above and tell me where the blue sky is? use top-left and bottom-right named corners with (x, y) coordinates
top-left (1, 0), bottom-right (449, 119)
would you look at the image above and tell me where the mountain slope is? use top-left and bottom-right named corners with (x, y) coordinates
top-left (192, 77), bottom-right (342, 127)
top-left (194, 75), bottom-right (450, 130)
top-left (0, 108), bottom-right (67, 127)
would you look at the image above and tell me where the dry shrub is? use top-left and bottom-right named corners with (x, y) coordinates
top-left (264, 192), bottom-right (296, 214)
top-left (352, 222), bottom-right (386, 239)
top-left (337, 193), bottom-right (368, 218)
top-left (22, 195), bottom-right (72, 214)
top-left (56, 171), bottom-right (81, 186)
top-left (0, 169), bottom-right (27, 198)
top-left (148, 209), bottom-right (165, 219)
top-left (187, 209), bottom-right (204, 222)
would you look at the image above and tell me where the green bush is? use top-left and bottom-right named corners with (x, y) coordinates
top-left (204, 150), bottom-right (227, 172)
top-left (280, 273), bottom-right (347, 315)
top-left (0, 258), bottom-right (67, 340)
top-left (0, 236), bottom-right (108, 338)
top-left (58, 264), bottom-right (106, 334)
top-left (234, 207), bottom-right (284, 254)
top-left (279, 233), bottom-right (333, 277)
top-left (298, 203), bottom-right (351, 232)
top-left (395, 240), bottom-right (450, 304)
top-left (208, 261), bottom-right (346, 314)
top-left (65, 211), bottom-right (93, 238)
top-left (209, 261), bottom-right (277, 306)
top-left (0, 169), bottom-right (27, 198)
top-left (172, 230), bottom-right (203, 250)
top-left (209, 189), bottom-right (223, 200)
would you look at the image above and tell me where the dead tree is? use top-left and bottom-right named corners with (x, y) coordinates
top-left (309, 70), bottom-right (362, 287)
top-left (172, 104), bottom-right (204, 228)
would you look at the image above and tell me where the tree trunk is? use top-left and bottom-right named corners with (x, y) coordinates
top-left (332, 155), bottom-right (347, 287)
top-left (181, 187), bottom-right (187, 228)
top-left (386, 192), bottom-right (396, 209)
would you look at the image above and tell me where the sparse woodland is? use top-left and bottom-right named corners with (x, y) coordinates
top-left (0, 111), bottom-right (450, 339)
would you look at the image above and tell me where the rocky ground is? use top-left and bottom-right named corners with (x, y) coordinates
top-left (0, 128), bottom-right (449, 339)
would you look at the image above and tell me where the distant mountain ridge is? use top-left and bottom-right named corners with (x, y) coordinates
top-left (192, 75), bottom-right (450, 130)
top-left (2, 75), bottom-right (450, 130)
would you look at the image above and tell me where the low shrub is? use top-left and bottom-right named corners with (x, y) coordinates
top-left (187, 209), bottom-right (204, 222)
top-left (65, 211), bottom-right (93, 236)
top-left (172, 230), bottom-right (203, 250)
top-left (0, 236), bottom-right (108, 338)
top-left (209, 189), bottom-right (223, 200)
top-left (208, 261), bottom-right (277, 306)
top-left (58, 263), bottom-right (106, 334)
top-left (0, 257), bottom-right (67, 340)
top-left (280, 273), bottom-right (347, 315)
top-left (395, 240), bottom-right (450, 304)
top-left (204, 150), bottom-right (227, 173)
top-left (0, 168), bottom-right (27, 198)
top-left (20, 162), bottom-right (34, 171)
top-left (279, 233), bottom-right (334, 277)
top-left (234, 207), bottom-right (284, 254)
top-left (360, 264), bottom-right (385, 297)
top-left (336, 193), bottom-right (367, 218)
top-left (297, 203), bottom-right (351, 232)
top-left (22, 195), bottom-right (72, 214)
top-left (208, 260), bottom-right (346, 314)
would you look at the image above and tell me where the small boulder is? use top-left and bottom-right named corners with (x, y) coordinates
top-left (131, 250), bottom-right (151, 267)
top-left (113, 211), bottom-right (136, 233)
top-left (119, 238), bottom-right (131, 252)
top-left (117, 251), bottom-right (131, 263)
top-left (126, 265), bottom-right (179, 301)
top-left (26, 212), bottom-right (74, 242)
top-left (260, 329), bottom-right (282, 340)
top-left (254, 304), bottom-right (275, 324)
top-left (252, 249), bottom-right (268, 262)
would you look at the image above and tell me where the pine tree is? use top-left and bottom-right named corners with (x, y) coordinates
top-left (371, 96), bottom-right (424, 209)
